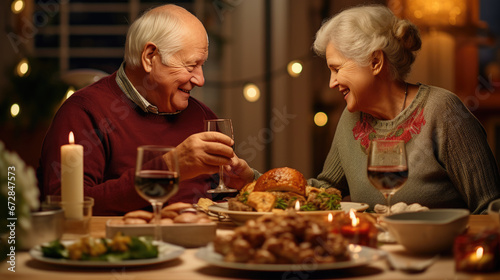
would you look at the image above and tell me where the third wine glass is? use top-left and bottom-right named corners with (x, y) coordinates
top-left (205, 119), bottom-right (238, 193)
top-left (367, 139), bottom-right (408, 242)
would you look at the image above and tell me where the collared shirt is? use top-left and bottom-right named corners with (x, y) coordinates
top-left (116, 62), bottom-right (179, 115)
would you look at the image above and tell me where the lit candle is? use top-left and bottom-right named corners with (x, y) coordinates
top-left (459, 246), bottom-right (495, 272)
top-left (340, 209), bottom-right (371, 246)
top-left (61, 131), bottom-right (84, 219)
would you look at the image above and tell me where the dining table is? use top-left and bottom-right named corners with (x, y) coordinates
top-left (2, 214), bottom-right (499, 280)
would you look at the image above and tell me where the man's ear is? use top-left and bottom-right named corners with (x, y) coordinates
top-left (141, 42), bottom-right (157, 73)
top-left (371, 50), bottom-right (384, 75)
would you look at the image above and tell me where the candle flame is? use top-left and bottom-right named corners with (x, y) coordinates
top-left (328, 213), bottom-right (333, 222)
top-left (68, 131), bottom-right (75, 144)
top-left (349, 209), bottom-right (359, 226)
top-left (475, 246), bottom-right (484, 259)
top-left (295, 200), bottom-right (300, 211)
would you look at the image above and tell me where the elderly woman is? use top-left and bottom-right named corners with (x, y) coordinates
top-left (309, 5), bottom-right (500, 214)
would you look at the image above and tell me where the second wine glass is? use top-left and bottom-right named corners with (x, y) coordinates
top-left (135, 145), bottom-right (179, 242)
top-left (367, 139), bottom-right (408, 242)
top-left (205, 119), bottom-right (238, 193)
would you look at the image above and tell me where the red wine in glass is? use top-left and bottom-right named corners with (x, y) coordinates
top-left (135, 170), bottom-right (179, 203)
top-left (367, 165), bottom-right (408, 196)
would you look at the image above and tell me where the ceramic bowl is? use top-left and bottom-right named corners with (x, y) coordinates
top-left (382, 209), bottom-right (470, 255)
top-left (487, 199), bottom-right (500, 226)
top-left (20, 208), bottom-right (65, 250)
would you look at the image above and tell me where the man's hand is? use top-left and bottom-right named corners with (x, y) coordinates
top-left (222, 154), bottom-right (255, 190)
top-left (163, 132), bottom-right (234, 180)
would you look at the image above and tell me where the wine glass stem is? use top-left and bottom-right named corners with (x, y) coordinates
top-left (152, 201), bottom-right (163, 242)
top-left (218, 165), bottom-right (225, 188)
top-left (386, 194), bottom-right (392, 215)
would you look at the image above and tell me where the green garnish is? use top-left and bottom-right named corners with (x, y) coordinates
top-left (238, 191), bottom-right (250, 204)
top-left (275, 198), bottom-right (288, 210)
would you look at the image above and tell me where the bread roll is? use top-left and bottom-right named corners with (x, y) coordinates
top-left (254, 167), bottom-right (306, 196)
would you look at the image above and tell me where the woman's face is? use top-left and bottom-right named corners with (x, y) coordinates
top-left (325, 43), bottom-right (376, 113)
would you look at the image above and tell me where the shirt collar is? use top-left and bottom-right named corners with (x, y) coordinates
top-left (116, 62), bottom-right (181, 115)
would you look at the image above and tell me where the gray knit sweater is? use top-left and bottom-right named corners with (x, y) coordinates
top-left (309, 84), bottom-right (500, 214)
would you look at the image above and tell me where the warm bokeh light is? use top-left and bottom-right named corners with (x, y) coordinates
top-left (314, 112), bottom-right (328, 127)
top-left (287, 60), bottom-right (303, 77)
top-left (243, 83), bottom-right (260, 102)
top-left (16, 58), bottom-right (29, 77)
top-left (11, 0), bottom-right (25, 14)
top-left (10, 103), bottom-right (20, 117)
top-left (389, 0), bottom-right (468, 27)
top-left (65, 87), bottom-right (75, 99)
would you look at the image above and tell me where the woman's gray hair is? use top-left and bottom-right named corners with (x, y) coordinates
top-left (313, 5), bottom-right (421, 81)
top-left (124, 5), bottom-right (185, 67)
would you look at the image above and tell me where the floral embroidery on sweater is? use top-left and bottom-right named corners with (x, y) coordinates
top-left (353, 107), bottom-right (426, 151)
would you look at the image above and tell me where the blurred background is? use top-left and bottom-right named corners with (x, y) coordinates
top-left (1, 0), bottom-right (499, 179)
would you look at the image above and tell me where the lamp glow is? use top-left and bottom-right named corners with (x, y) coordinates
top-left (287, 60), bottom-right (303, 77)
top-left (10, 104), bottom-right (20, 117)
top-left (314, 112), bottom-right (328, 127)
top-left (16, 59), bottom-right (29, 77)
top-left (11, 0), bottom-right (24, 14)
top-left (243, 83), bottom-right (260, 102)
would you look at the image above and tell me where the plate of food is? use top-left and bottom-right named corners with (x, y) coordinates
top-left (29, 233), bottom-right (185, 267)
top-left (196, 243), bottom-right (384, 271)
top-left (195, 211), bottom-right (385, 271)
top-left (207, 167), bottom-right (368, 224)
top-left (209, 202), bottom-right (368, 225)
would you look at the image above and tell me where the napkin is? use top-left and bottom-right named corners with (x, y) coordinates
top-left (374, 202), bottom-right (429, 215)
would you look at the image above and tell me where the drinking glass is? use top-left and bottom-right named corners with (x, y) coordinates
top-left (367, 139), bottom-right (408, 242)
top-left (205, 119), bottom-right (238, 193)
top-left (135, 145), bottom-right (179, 242)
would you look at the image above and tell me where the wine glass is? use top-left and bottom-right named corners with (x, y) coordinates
top-left (367, 139), bottom-right (408, 242)
top-left (205, 119), bottom-right (238, 193)
top-left (135, 145), bottom-right (179, 242)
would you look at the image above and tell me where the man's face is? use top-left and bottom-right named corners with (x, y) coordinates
top-left (147, 29), bottom-right (208, 113)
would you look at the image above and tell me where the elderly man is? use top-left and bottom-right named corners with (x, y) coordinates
top-left (37, 4), bottom-right (255, 215)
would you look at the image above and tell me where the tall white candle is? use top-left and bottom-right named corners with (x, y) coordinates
top-left (61, 131), bottom-right (84, 219)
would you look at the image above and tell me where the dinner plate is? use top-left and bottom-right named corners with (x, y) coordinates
top-left (208, 202), bottom-right (369, 225)
top-left (29, 240), bottom-right (185, 267)
top-left (196, 243), bottom-right (386, 271)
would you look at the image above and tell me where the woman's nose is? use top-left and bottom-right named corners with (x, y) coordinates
top-left (329, 73), bottom-right (338, 88)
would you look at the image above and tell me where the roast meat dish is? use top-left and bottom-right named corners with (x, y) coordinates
top-left (228, 167), bottom-right (342, 212)
top-left (213, 211), bottom-right (350, 264)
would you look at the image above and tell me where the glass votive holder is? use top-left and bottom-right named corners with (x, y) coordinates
top-left (328, 211), bottom-right (378, 248)
top-left (42, 195), bottom-right (94, 240)
top-left (454, 229), bottom-right (499, 273)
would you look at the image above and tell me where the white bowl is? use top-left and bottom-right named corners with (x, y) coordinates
top-left (106, 220), bottom-right (216, 248)
top-left (382, 209), bottom-right (470, 255)
top-left (487, 199), bottom-right (500, 226)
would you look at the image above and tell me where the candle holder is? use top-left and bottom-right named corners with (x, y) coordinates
top-left (43, 195), bottom-right (94, 240)
top-left (329, 210), bottom-right (378, 248)
top-left (454, 228), bottom-right (499, 273)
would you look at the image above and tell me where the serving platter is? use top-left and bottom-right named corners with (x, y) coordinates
top-left (30, 240), bottom-right (184, 267)
top-left (196, 243), bottom-right (386, 271)
top-left (208, 202), bottom-right (369, 225)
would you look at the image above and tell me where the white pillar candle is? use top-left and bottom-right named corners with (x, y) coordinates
top-left (61, 131), bottom-right (84, 219)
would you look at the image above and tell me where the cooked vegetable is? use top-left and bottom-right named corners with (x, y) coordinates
top-left (41, 232), bottom-right (158, 261)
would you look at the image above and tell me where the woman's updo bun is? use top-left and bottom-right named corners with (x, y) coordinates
top-left (314, 5), bottom-right (422, 82)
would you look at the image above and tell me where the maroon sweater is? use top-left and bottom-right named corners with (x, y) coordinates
top-left (37, 72), bottom-right (218, 215)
